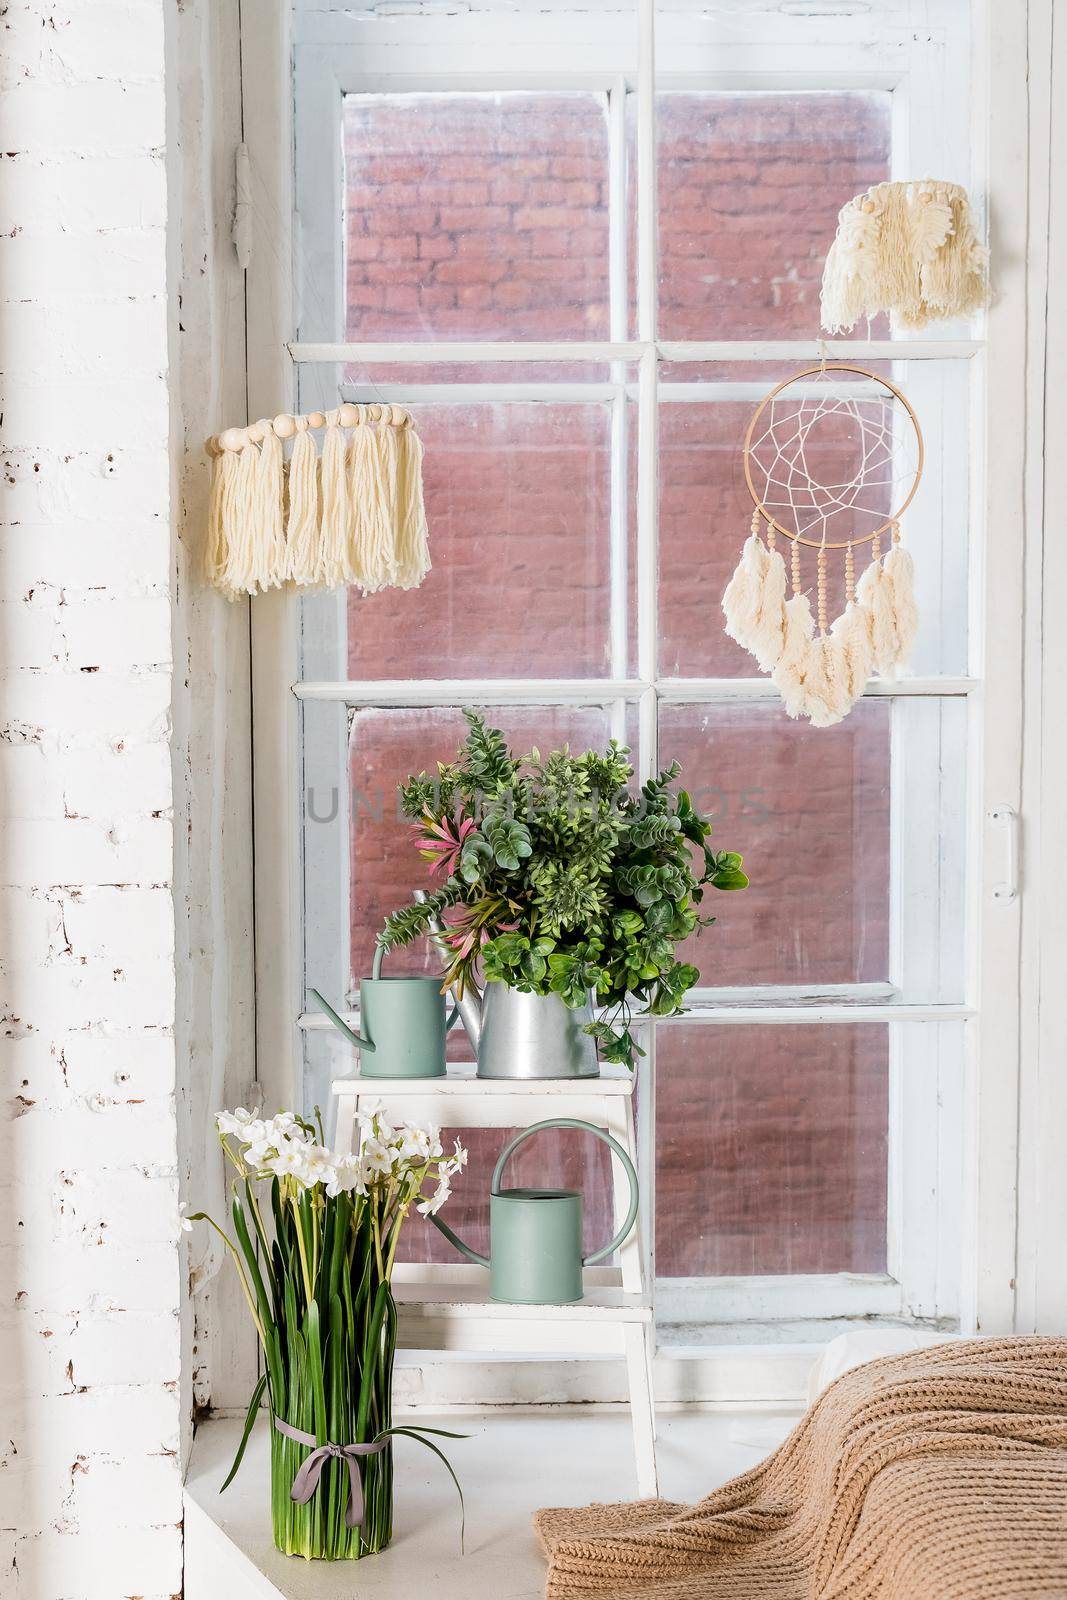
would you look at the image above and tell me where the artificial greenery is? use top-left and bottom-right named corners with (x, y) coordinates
top-left (379, 711), bottom-right (749, 1071)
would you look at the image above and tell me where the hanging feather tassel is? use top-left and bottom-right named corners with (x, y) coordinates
top-left (821, 179), bottom-right (989, 333)
top-left (284, 421), bottom-right (321, 585)
top-left (820, 191), bottom-right (885, 335)
top-left (771, 592), bottom-right (816, 719)
top-left (855, 550), bottom-right (899, 676)
top-left (883, 541), bottom-right (920, 671)
top-left (831, 599), bottom-right (875, 702)
top-left (749, 543), bottom-right (788, 672)
top-left (802, 634), bottom-right (855, 729)
top-left (394, 422), bottom-right (431, 590)
top-left (722, 532), bottom-right (771, 653)
top-left (918, 186), bottom-right (989, 323)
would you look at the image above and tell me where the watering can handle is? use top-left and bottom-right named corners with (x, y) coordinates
top-left (371, 941), bottom-right (461, 1031)
top-left (492, 1117), bottom-right (640, 1267)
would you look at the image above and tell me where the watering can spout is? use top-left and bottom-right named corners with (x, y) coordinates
top-left (413, 888), bottom-right (483, 1049)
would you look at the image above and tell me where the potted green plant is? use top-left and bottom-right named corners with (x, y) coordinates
top-left (379, 711), bottom-right (748, 1074)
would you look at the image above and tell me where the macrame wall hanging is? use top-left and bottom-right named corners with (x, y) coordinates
top-left (204, 403), bottom-right (430, 599)
top-left (821, 180), bottom-right (989, 333)
top-left (722, 363), bottom-right (924, 728)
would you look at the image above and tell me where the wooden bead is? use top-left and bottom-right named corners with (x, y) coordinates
top-left (338, 402), bottom-right (361, 428)
top-left (219, 427), bottom-right (248, 452)
top-left (389, 404), bottom-right (407, 427)
top-left (246, 419), bottom-right (270, 443)
top-left (307, 412), bottom-right (326, 430)
top-left (273, 413), bottom-right (297, 439)
top-left (367, 403), bottom-right (383, 423)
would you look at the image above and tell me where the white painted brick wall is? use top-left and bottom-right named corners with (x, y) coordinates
top-left (0, 0), bottom-right (183, 1593)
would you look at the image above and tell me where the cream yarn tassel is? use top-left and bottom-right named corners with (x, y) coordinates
top-left (285, 421), bottom-right (321, 584)
top-left (255, 426), bottom-right (286, 590)
top-left (204, 405), bottom-right (430, 599)
top-left (821, 180), bottom-right (989, 333)
top-left (204, 447), bottom-right (238, 592)
top-left (363, 419), bottom-right (400, 592)
top-left (319, 415), bottom-right (354, 588)
top-left (222, 439), bottom-right (259, 595)
top-left (394, 424), bottom-right (431, 590)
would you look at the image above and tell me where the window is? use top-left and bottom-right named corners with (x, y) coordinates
top-left (250, 0), bottom-right (1000, 1355)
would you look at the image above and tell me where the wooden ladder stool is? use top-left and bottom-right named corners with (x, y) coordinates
top-left (332, 1065), bottom-right (658, 1498)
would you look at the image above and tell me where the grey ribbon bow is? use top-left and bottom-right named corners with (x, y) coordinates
top-left (274, 1416), bottom-right (388, 1531)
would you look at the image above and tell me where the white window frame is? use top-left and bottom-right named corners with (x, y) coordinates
top-left (240, 0), bottom-right (1030, 1370)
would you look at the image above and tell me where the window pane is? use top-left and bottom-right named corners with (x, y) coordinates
top-left (327, 403), bottom-right (614, 680)
top-left (654, 92), bottom-right (891, 340)
top-left (344, 92), bottom-right (609, 343)
top-left (656, 1022), bottom-right (888, 1277)
top-left (659, 700), bottom-right (890, 987)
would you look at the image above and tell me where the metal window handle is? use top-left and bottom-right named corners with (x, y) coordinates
top-left (989, 804), bottom-right (1019, 903)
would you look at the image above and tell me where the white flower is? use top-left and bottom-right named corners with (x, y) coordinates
top-left (177, 1202), bottom-right (193, 1235)
top-left (325, 1153), bottom-right (365, 1198)
top-left (451, 1138), bottom-right (468, 1170)
top-left (266, 1137), bottom-right (312, 1179)
top-left (271, 1111), bottom-right (299, 1134)
top-left (301, 1144), bottom-right (336, 1186)
top-left (216, 1107), bottom-right (264, 1143)
top-left (396, 1125), bottom-right (432, 1163)
top-left (416, 1175), bottom-right (452, 1217)
top-left (361, 1138), bottom-right (396, 1179)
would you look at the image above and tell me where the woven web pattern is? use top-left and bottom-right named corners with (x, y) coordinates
top-left (747, 381), bottom-right (920, 545)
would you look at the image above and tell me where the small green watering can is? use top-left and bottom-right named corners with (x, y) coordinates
top-left (310, 943), bottom-right (459, 1079)
top-left (430, 1117), bottom-right (640, 1304)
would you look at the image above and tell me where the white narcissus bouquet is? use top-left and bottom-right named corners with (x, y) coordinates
top-left (189, 1105), bottom-right (467, 1561)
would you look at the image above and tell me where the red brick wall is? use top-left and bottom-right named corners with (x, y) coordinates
top-left (335, 90), bottom-right (892, 1277)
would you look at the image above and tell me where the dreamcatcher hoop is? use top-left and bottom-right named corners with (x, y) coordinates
top-left (722, 363), bottom-right (925, 728)
top-left (742, 363), bottom-right (925, 549)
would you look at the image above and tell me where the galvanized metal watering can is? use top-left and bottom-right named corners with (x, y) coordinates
top-left (310, 943), bottom-right (459, 1080)
top-left (429, 1117), bottom-right (640, 1304)
top-left (415, 891), bottom-right (600, 1080)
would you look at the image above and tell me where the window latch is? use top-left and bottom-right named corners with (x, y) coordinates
top-left (989, 804), bottom-right (1019, 904)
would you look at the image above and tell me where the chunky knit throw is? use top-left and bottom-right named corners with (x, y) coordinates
top-left (534, 1337), bottom-right (1067, 1599)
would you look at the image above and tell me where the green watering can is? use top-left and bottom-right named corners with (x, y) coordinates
top-left (310, 943), bottom-right (459, 1080)
top-left (430, 1117), bottom-right (640, 1305)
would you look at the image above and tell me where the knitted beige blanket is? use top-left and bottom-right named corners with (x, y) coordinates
top-left (535, 1337), bottom-right (1067, 1599)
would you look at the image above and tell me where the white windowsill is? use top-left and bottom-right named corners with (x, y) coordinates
top-left (184, 1406), bottom-right (801, 1600)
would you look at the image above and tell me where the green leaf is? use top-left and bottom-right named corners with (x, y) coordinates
top-left (220, 1373), bottom-right (267, 1494)
top-left (377, 1426), bottom-right (468, 1550)
top-left (459, 835), bottom-right (494, 884)
top-left (483, 810), bottom-right (533, 871)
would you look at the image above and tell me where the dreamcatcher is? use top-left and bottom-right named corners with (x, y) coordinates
top-left (722, 363), bottom-right (924, 727)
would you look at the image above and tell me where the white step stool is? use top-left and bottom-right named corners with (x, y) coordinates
top-left (332, 1065), bottom-right (659, 1498)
